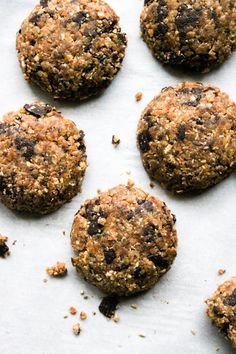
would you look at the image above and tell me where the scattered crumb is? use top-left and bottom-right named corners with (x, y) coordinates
top-left (72, 323), bottom-right (81, 336)
top-left (92, 311), bottom-right (96, 316)
top-left (113, 314), bottom-right (120, 323)
top-left (80, 290), bottom-right (85, 296)
top-left (80, 311), bottom-right (87, 320)
top-left (131, 304), bottom-right (137, 309)
top-left (97, 189), bottom-right (101, 194)
top-left (64, 315), bottom-right (68, 319)
top-left (126, 170), bottom-right (131, 175)
top-left (46, 262), bottom-right (67, 277)
top-left (84, 296), bottom-right (89, 300)
top-left (139, 333), bottom-right (146, 338)
top-left (135, 92), bottom-right (143, 102)
top-left (43, 278), bottom-right (48, 283)
top-left (62, 230), bottom-right (66, 236)
top-left (218, 269), bottom-right (226, 276)
top-left (12, 240), bottom-right (17, 245)
top-left (127, 179), bottom-right (134, 188)
top-left (0, 235), bottom-right (10, 258)
top-left (216, 349), bottom-right (220, 352)
top-left (69, 307), bottom-right (77, 315)
top-left (150, 182), bottom-right (155, 188)
top-left (112, 135), bottom-right (120, 147)
top-left (191, 330), bottom-right (196, 336)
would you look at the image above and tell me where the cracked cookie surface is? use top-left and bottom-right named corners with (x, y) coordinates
top-left (0, 101), bottom-right (87, 214)
top-left (16, 0), bottom-right (127, 100)
top-left (71, 184), bottom-right (177, 296)
top-left (207, 277), bottom-right (236, 348)
top-left (141, 0), bottom-right (236, 72)
top-left (137, 82), bottom-right (236, 193)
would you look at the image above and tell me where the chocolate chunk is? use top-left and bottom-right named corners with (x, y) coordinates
top-left (142, 201), bottom-right (154, 212)
top-left (104, 249), bottom-right (116, 264)
top-left (115, 263), bottom-right (130, 271)
top-left (155, 23), bottom-right (168, 38)
top-left (176, 124), bottom-right (186, 141)
top-left (0, 123), bottom-right (7, 134)
top-left (15, 137), bottom-right (36, 160)
top-left (88, 221), bottom-right (104, 236)
top-left (117, 33), bottom-right (127, 44)
top-left (73, 11), bottom-right (88, 26)
top-left (166, 162), bottom-right (176, 171)
top-left (24, 103), bottom-right (52, 118)
top-left (144, 0), bottom-right (153, 4)
top-left (0, 242), bottom-right (9, 258)
top-left (137, 199), bottom-right (145, 205)
top-left (127, 211), bottom-right (134, 220)
top-left (143, 223), bottom-right (156, 242)
top-left (29, 14), bottom-right (42, 25)
top-left (175, 5), bottom-right (202, 29)
top-left (138, 130), bottom-right (152, 152)
top-left (156, 5), bottom-right (168, 22)
top-left (99, 296), bottom-right (119, 318)
top-left (148, 254), bottom-right (169, 268)
top-left (77, 131), bottom-right (86, 151)
top-left (40, 0), bottom-right (49, 7)
top-left (133, 266), bottom-right (146, 280)
top-left (223, 289), bottom-right (236, 306)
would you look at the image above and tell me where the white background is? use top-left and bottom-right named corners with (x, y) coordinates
top-left (0, 1), bottom-right (236, 353)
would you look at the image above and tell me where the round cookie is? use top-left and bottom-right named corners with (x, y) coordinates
top-left (206, 277), bottom-right (236, 348)
top-left (140, 0), bottom-right (236, 72)
top-left (16, 0), bottom-right (127, 100)
top-left (71, 184), bottom-right (177, 296)
top-left (0, 101), bottom-right (87, 214)
top-left (137, 82), bottom-right (236, 194)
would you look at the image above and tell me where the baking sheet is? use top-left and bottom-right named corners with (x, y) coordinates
top-left (0, 1), bottom-right (236, 353)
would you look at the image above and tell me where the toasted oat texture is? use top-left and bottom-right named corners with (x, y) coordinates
top-left (137, 82), bottom-right (236, 194)
top-left (206, 277), bottom-right (236, 348)
top-left (0, 101), bottom-right (87, 214)
top-left (71, 184), bottom-right (177, 296)
top-left (140, 0), bottom-right (236, 72)
top-left (16, 0), bottom-right (127, 100)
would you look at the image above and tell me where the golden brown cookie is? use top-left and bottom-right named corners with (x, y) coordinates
top-left (71, 184), bottom-right (177, 296)
top-left (137, 82), bottom-right (236, 193)
top-left (16, 0), bottom-right (127, 100)
top-left (140, 0), bottom-right (236, 72)
top-left (0, 101), bottom-right (87, 214)
top-left (206, 277), bottom-right (236, 348)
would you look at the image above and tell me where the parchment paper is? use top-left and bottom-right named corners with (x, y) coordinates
top-left (0, 1), bottom-right (236, 353)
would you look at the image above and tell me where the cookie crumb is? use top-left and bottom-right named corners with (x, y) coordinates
top-left (0, 235), bottom-right (10, 258)
top-left (46, 262), bottom-right (67, 277)
top-left (43, 278), bottom-right (48, 283)
top-left (62, 230), bottom-right (66, 236)
top-left (64, 315), bottom-right (68, 319)
top-left (92, 311), bottom-right (96, 316)
top-left (139, 333), bottom-right (146, 338)
top-left (69, 307), bottom-right (77, 315)
top-left (113, 314), bottom-right (120, 322)
top-left (127, 179), bottom-right (134, 188)
top-left (72, 323), bottom-right (81, 336)
top-left (112, 135), bottom-right (120, 146)
top-left (80, 311), bottom-right (87, 320)
top-left (131, 304), bottom-right (137, 309)
top-left (80, 290), bottom-right (85, 296)
top-left (84, 296), bottom-right (89, 300)
top-left (218, 269), bottom-right (226, 276)
top-left (12, 240), bottom-right (17, 245)
top-left (150, 182), bottom-right (155, 188)
top-left (135, 92), bottom-right (143, 102)
top-left (191, 330), bottom-right (196, 336)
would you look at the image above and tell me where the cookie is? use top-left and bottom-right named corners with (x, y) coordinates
top-left (206, 277), bottom-right (236, 348)
top-left (137, 82), bottom-right (236, 193)
top-left (0, 101), bottom-right (87, 214)
top-left (16, 0), bottom-right (127, 100)
top-left (140, 0), bottom-right (236, 72)
top-left (71, 184), bottom-right (177, 296)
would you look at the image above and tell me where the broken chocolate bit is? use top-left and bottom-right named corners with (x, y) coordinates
top-left (40, 0), bottom-right (48, 7)
top-left (99, 296), bottom-right (119, 318)
top-left (73, 11), bottom-right (88, 26)
top-left (24, 103), bottom-right (52, 118)
top-left (176, 124), bottom-right (186, 141)
top-left (223, 289), bottom-right (236, 306)
top-left (148, 254), bottom-right (169, 268)
top-left (88, 221), bottom-right (104, 236)
top-left (15, 137), bottom-right (36, 160)
top-left (104, 249), bottom-right (116, 264)
top-left (142, 200), bottom-right (153, 212)
top-left (142, 223), bottom-right (156, 241)
top-left (138, 130), bottom-right (151, 152)
top-left (0, 236), bottom-right (9, 258)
